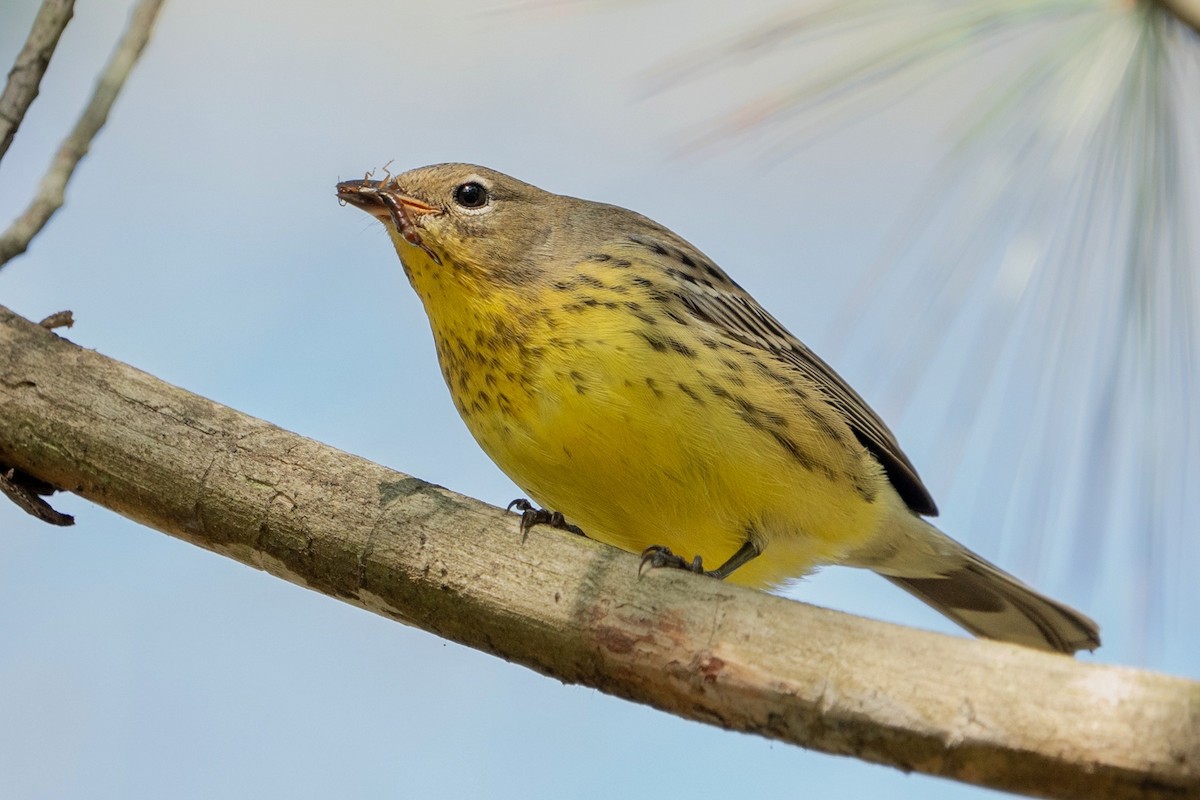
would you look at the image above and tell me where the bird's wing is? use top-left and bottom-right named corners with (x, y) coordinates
top-left (625, 232), bottom-right (938, 516)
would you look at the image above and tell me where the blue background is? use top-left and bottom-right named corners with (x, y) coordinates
top-left (2, 2), bottom-right (1194, 798)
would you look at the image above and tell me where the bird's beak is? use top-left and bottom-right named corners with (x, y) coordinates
top-left (337, 179), bottom-right (444, 264)
top-left (336, 180), bottom-right (441, 223)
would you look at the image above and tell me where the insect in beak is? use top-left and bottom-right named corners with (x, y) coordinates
top-left (336, 180), bottom-right (443, 265)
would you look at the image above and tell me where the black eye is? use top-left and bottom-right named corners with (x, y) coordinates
top-left (453, 181), bottom-right (489, 209)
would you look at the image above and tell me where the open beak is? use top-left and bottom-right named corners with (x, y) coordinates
top-left (337, 179), bottom-right (443, 264)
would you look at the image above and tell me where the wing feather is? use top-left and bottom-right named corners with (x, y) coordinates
top-left (624, 232), bottom-right (938, 516)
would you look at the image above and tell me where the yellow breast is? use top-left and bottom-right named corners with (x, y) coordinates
top-left (401, 239), bottom-right (887, 589)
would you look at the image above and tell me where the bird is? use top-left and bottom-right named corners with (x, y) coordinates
top-left (337, 162), bottom-right (1100, 655)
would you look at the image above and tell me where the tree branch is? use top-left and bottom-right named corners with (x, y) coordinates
top-left (0, 303), bottom-right (1196, 800)
top-left (0, 0), bottom-right (75, 162)
top-left (0, 0), bottom-right (164, 269)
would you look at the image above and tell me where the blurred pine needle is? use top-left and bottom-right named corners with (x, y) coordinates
top-left (647, 0), bottom-right (1199, 660)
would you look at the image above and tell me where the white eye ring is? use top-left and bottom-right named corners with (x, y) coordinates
top-left (453, 180), bottom-right (492, 213)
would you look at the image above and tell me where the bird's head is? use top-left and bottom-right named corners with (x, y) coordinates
top-left (337, 163), bottom-right (569, 291)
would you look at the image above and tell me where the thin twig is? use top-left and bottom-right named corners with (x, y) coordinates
top-left (0, 0), bottom-right (165, 269)
top-left (0, 467), bottom-right (73, 526)
top-left (0, 0), bottom-right (75, 162)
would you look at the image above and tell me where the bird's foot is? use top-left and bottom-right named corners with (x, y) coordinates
top-left (507, 499), bottom-right (586, 541)
top-left (639, 545), bottom-right (705, 578)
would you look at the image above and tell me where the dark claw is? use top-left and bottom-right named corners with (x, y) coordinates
top-left (506, 498), bottom-right (534, 514)
top-left (638, 545), bottom-right (704, 578)
top-left (506, 498), bottom-right (586, 541)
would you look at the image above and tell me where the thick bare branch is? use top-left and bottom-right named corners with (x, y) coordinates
top-left (0, 0), bottom-right (75, 162)
top-left (0, 303), bottom-right (1196, 800)
top-left (0, 0), bottom-right (164, 269)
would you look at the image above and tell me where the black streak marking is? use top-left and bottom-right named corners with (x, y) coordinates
top-left (735, 397), bottom-right (766, 429)
top-left (805, 405), bottom-right (847, 446)
top-left (632, 310), bottom-right (658, 325)
top-left (666, 337), bottom-right (696, 358)
top-left (771, 431), bottom-right (815, 470)
top-left (638, 332), bottom-right (668, 352)
top-left (628, 236), bottom-right (671, 257)
top-left (669, 268), bottom-right (698, 285)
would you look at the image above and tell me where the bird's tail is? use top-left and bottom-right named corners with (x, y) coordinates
top-left (844, 503), bottom-right (1100, 655)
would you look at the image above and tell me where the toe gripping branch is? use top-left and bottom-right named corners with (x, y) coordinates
top-left (639, 545), bottom-right (704, 576)
top-left (507, 499), bottom-right (586, 541)
top-left (639, 540), bottom-right (761, 581)
top-left (504, 498), bottom-right (762, 583)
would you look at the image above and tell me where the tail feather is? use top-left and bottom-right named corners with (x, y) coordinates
top-left (846, 501), bottom-right (1101, 655)
top-left (883, 557), bottom-right (1100, 654)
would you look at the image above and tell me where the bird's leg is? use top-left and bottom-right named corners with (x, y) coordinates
top-left (507, 498), bottom-right (587, 541)
top-left (639, 540), bottom-right (762, 580)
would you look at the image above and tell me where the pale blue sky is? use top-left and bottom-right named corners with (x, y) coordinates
top-left (1, 1), bottom-right (1193, 798)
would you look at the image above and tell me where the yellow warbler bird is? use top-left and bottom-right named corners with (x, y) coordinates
top-left (337, 163), bottom-right (1100, 655)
